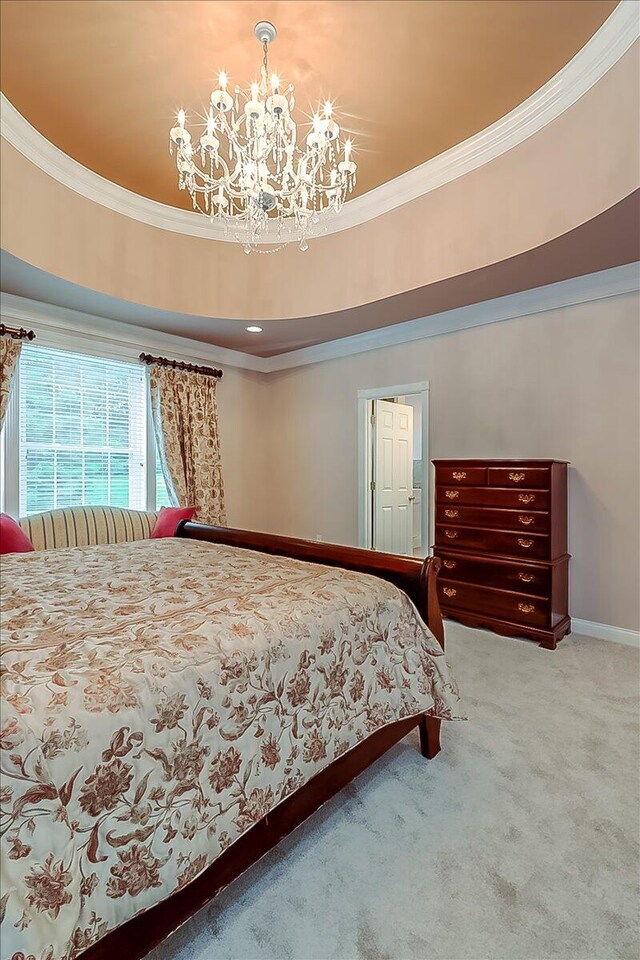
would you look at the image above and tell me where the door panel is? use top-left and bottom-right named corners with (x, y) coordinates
top-left (397, 503), bottom-right (410, 551)
top-left (381, 505), bottom-right (393, 549)
top-left (398, 439), bottom-right (410, 492)
top-left (380, 437), bottom-right (393, 490)
top-left (373, 399), bottom-right (414, 556)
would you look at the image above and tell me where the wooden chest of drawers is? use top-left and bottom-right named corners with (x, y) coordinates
top-left (432, 459), bottom-right (570, 649)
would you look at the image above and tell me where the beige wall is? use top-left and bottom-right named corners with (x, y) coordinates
top-left (259, 292), bottom-right (640, 631)
top-left (2, 45), bottom-right (638, 323)
top-left (207, 365), bottom-right (271, 532)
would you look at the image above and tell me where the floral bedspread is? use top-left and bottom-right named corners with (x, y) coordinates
top-left (0, 538), bottom-right (461, 960)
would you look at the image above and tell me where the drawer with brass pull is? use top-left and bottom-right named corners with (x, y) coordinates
top-left (434, 525), bottom-right (550, 559)
top-left (436, 486), bottom-right (549, 510)
top-left (435, 504), bottom-right (549, 532)
top-left (437, 579), bottom-right (550, 628)
top-left (436, 466), bottom-right (487, 486)
top-left (488, 467), bottom-right (550, 488)
top-left (433, 550), bottom-right (550, 596)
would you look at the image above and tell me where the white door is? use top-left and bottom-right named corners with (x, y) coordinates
top-left (372, 399), bottom-right (414, 555)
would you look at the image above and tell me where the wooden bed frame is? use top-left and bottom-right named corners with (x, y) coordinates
top-left (80, 524), bottom-right (446, 960)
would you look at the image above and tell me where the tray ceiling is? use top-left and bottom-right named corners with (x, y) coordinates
top-left (0, 0), bottom-right (617, 209)
top-left (2, 191), bottom-right (638, 358)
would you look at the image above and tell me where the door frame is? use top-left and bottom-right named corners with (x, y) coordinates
top-left (357, 381), bottom-right (430, 554)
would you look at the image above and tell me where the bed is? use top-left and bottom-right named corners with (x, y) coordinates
top-left (0, 522), bottom-right (461, 960)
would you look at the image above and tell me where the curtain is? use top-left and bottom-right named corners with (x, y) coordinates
top-left (0, 336), bottom-right (22, 428)
top-left (148, 365), bottom-right (226, 525)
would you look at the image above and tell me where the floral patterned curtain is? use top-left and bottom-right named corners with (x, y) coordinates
top-left (0, 336), bottom-right (22, 428)
top-left (148, 365), bottom-right (226, 525)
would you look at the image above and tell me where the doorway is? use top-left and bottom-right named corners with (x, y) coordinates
top-left (357, 382), bottom-right (430, 557)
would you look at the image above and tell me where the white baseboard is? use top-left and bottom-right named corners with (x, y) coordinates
top-left (571, 619), bottom-right (640, 648)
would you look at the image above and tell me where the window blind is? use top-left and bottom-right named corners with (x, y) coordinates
top-left (18, 345), bottom-right (148, 516)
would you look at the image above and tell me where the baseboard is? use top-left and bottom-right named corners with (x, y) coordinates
top-left (571, 618), bottom-right (640, 648)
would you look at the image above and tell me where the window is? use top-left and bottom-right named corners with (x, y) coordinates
top-left (155, 448), bottom-right (172, 508)
top-left (2, 343), bottom-right (171, 517)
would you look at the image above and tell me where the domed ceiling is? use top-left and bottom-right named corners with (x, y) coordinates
top-left (0, 0), bottom-right (617, 209)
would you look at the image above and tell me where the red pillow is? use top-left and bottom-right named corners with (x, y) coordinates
top-left (151, 506), bottom-right (195, 539)
top-left (0, 514), bottom-right (35, 554)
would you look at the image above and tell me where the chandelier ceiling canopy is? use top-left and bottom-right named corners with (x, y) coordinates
top-left (169, 21), bottom-right (357, 253)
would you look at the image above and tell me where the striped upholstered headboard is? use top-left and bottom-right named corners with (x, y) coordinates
top-left (18, 506), bottom-right (157, 552)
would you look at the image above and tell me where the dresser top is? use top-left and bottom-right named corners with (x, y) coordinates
top-left (432, 459), bottom-right (569, 465)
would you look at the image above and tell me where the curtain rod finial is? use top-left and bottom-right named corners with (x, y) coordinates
top-left (1, 322), bottom-right (36, 341)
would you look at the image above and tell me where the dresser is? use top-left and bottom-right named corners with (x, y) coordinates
top-left (432, 459), bottom-right (570, 649)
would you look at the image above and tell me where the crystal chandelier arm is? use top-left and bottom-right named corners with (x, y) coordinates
top-left (190, 152), bottom-right (234, 182)
top-left (169, 20), bottom-right (357, 250)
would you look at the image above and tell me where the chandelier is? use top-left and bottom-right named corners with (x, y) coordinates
top-left (169, 21), bottom-right (357, 253)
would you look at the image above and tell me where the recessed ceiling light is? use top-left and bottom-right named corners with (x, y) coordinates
top-left (246, 325), bottom-right (263, 333)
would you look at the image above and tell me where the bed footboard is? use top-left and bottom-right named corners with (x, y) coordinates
top-left (177, 522), bottom-right (445, 649)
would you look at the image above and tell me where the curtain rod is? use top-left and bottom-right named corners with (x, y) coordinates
top-left (0, 322), bottom-right (36, 341)
top-left (139, 352), bottom-right (223, 379)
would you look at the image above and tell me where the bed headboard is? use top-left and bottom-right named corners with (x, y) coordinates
top-left (18, 505), bottom-right (157, 551)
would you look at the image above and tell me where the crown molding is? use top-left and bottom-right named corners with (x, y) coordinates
top-left (2, 263), bottom-right (638, 375)
top-left (0, 294), bottom-right (266, 373)
top-left (1, 2), bottom-right (638, 243)
top-left (259, 262), bottom-right (640, 372)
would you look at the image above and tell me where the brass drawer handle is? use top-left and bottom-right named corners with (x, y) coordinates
top-left (518, 493), bottom-right (535, 504)
top-left (518, 603), bottom-right (535, 614)
top-left (443, 587), bottom-right (457, 598)
top-left (517, 538), bottom-right (533, 548)
top-left (444, 529), bottom-right (458, 539)
top-left (518, 572), bottom-right (534, 583)
top-left (445, 509), bottom-right (459, 519)
top-left (518, 515), bottom-right (535, 526)
top-left (452, 471), bottom-right (466, 481)
top-left (509, 472), bottom-right (526, 483)
top-left (445, 490), bottom-right (459, 500)
top-left (443, 559), bottom-right (457, 569)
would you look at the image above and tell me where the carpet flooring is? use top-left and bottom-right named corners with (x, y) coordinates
top-left (149, 623), bottom-right (639, 960)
